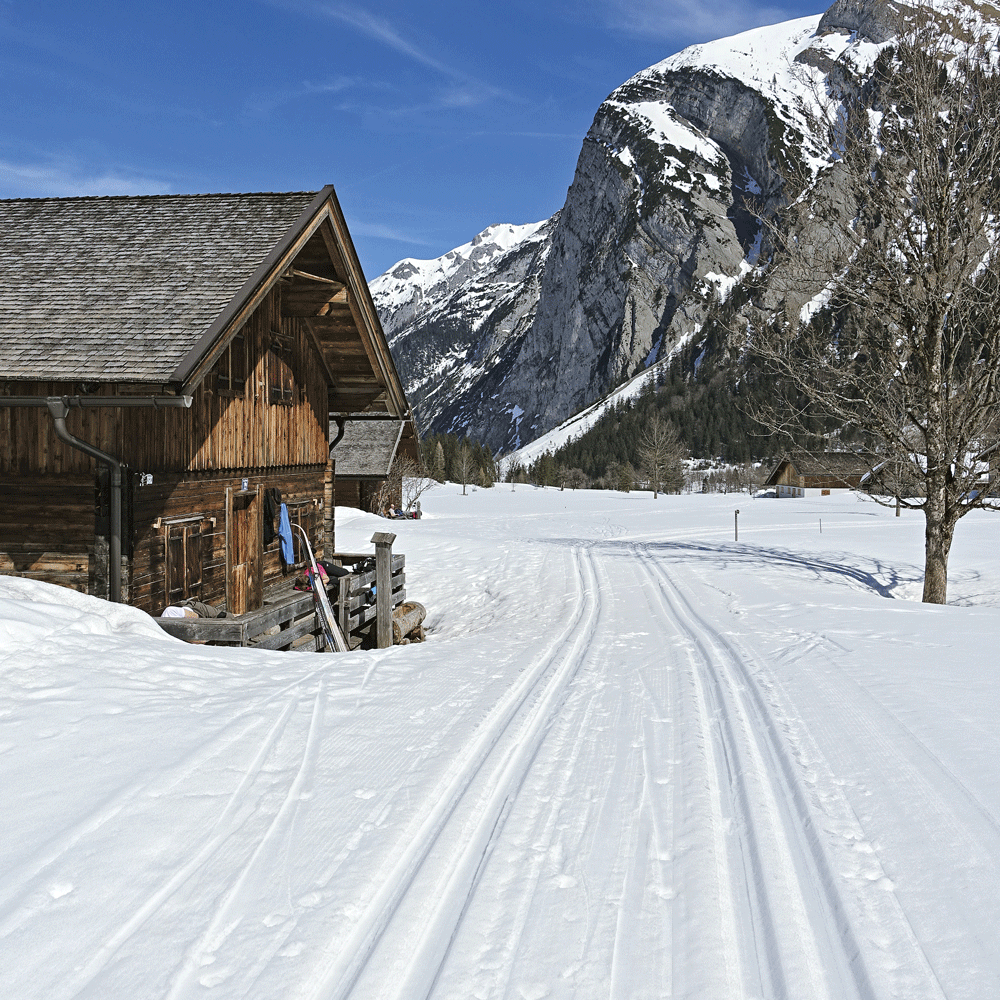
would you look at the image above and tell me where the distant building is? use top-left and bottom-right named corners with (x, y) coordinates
top-left (763, 453), bottom-right (879, 497)
top-left (332, 417), bottom-right (411, 512)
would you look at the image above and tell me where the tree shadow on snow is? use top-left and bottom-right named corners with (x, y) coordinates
top-left (548, 537), bottom-right (921, 601)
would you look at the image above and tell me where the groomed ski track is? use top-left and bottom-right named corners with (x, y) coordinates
top-left (3, 489), bottom-right (998, 999)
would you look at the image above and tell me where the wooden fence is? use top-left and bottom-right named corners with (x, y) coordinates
top-left (156, 533), bottom-right (406, 651)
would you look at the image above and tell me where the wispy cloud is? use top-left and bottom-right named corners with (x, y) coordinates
top-left (577, 0), bottom-right (803, 44)
top-left (349, 220), bottom-right (436, 245)
top-left (299, 2), bottom-right (460, 78)
top-left (0, 159), bottom-right (172, 198)
top-left (242, 75), bottom-right (361, 120)
top-left (262, 0), bottom-right (510, 107)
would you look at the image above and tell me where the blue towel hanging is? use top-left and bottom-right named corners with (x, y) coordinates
top-left (278, 503), bottom-right (295, 564)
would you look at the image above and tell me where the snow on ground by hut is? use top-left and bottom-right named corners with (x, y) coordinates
top-left (3, 486), bottom-right (1000, 999)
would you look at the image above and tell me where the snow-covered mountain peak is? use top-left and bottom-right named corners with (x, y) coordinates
top-left (370, 219), bottom-right (549, 316)
top-left (654, 14), bottom-right (829, 87)
top-left (372, 0), bottom-right (1000, 456)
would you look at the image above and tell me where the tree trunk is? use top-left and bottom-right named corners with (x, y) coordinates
top-left (921, 510), bottom-right (955, 604)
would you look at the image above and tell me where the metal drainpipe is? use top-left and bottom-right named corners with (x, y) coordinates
top-left (46, 398), bottom-right (126, 603)
top-left (19, 394), bottom-right (193, 604)
top-left (329, 416), bottom-right (346, 455)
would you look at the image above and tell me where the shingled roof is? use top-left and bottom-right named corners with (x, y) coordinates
top-left (0, 191), bottom-right (321, 383)
top-left (333, 418), bottom-right (405, 478)
top-left (763, 451), bottom-right (880, 486)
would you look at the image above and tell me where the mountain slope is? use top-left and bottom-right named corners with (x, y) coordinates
top-left (370, 219), bottom-right (556, 443)
top-left (373, 0), bottom-right (1000, 454)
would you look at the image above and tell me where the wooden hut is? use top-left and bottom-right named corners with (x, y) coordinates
top-left (763, 452), bottom-right (879, 497)
top-left (0, 188), bottom-right (416, 617)
top-left (333, 416), bottom-right (408, 512)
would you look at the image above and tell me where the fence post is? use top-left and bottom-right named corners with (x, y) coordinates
top-left (371, 531), bottom-right (396, 649)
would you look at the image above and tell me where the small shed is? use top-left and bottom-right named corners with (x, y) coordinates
top-left (0, 187), bottom-right (416, 617)
top-left (333, 416), bottom-right (408, 512)
top-left (763, 452), bottom-right (879, 497)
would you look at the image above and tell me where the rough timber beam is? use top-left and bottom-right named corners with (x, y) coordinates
top-left (316, 219), bottom-right (407, 415)
top-left (287, 268), bottom-right (343, 287)
top-left (282, 281), bottom-right (349, 318)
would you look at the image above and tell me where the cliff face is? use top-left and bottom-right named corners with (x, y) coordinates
top-left (370, 219), bottom-right (556, 444)
top-left (373, 0), bottom-right (999, 453)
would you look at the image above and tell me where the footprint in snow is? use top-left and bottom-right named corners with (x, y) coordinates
top-left (199, 969), bottom-right (234, 987)
top-left (517, 984), bottom-right (551, 999)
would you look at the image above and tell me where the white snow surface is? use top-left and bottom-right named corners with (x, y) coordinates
top-left (658, 15), bottom-right (835, 91)
top-left (602, 99), bottom-right (725, 190)
top-left (4, 487), bottom-right (1000, 999)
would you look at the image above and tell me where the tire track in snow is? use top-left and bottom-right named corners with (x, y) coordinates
top-left (610, 669), bottom-right (676, 999)
top-left (49, 692), bottom-right (307, 1000)
top-left (480, 670), bottom-right (609, 1000)
top-left (607, 765), bottom-right (655, 1000)
top-left (635, 543), bottom-right (879, 1000)
top-left (0, 661), bottom-right (330, 934)
top-left (298, 545), bottom-right (601, 1000)
top-left (424, 545), bottom-right (671, 1000)
top-left (163, 678), bottom-right (328, 1000)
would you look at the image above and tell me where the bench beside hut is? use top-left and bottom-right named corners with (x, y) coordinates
top-left (0, 187), bottom-right (417, 632)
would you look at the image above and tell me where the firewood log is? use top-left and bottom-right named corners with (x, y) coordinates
top-left (392, 601), bottom-right (426, 644)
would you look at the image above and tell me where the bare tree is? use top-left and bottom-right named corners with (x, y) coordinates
top-left (639, 415), bottom-right (686, 498)
top-left (370, 455), bottom-right (437, 516)
top-left (455, 444), bottom-right (475, 496)
top-left (496, 454), bottom-right (523, 484)
top-left (748, 22), bottom-right (1000, 603)
top-left (398, 456), bottom-right (436, 511)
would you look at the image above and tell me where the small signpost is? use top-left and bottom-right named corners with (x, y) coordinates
top-left (735, 509), bottom-right (739, 542)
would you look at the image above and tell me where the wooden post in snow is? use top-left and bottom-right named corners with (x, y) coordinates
top-left (371, 531), bottom-right (396, 649)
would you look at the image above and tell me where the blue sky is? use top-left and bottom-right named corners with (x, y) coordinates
top-left (0, 0), bottom-right (824, 278)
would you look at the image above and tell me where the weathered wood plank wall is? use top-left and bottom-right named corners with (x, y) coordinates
top-left (0, 476), bottom-right (94, 592)
top-left (130, 466), bottom-right (327, 614)
top-left (0, 287), bottom-right (328, 476)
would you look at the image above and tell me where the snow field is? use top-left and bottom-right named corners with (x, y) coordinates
top-left (2, 487), bottom-right (1000, 998)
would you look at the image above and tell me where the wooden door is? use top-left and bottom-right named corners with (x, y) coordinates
top-left (225, 485), bottom-right (263, 616)
top-left (164, 519), bottom-right (203, 605)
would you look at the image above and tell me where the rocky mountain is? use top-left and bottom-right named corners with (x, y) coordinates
top-left (369, 218), bottom-right (557, 446)
top-left (371, 0), bottom-right (999, 455)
